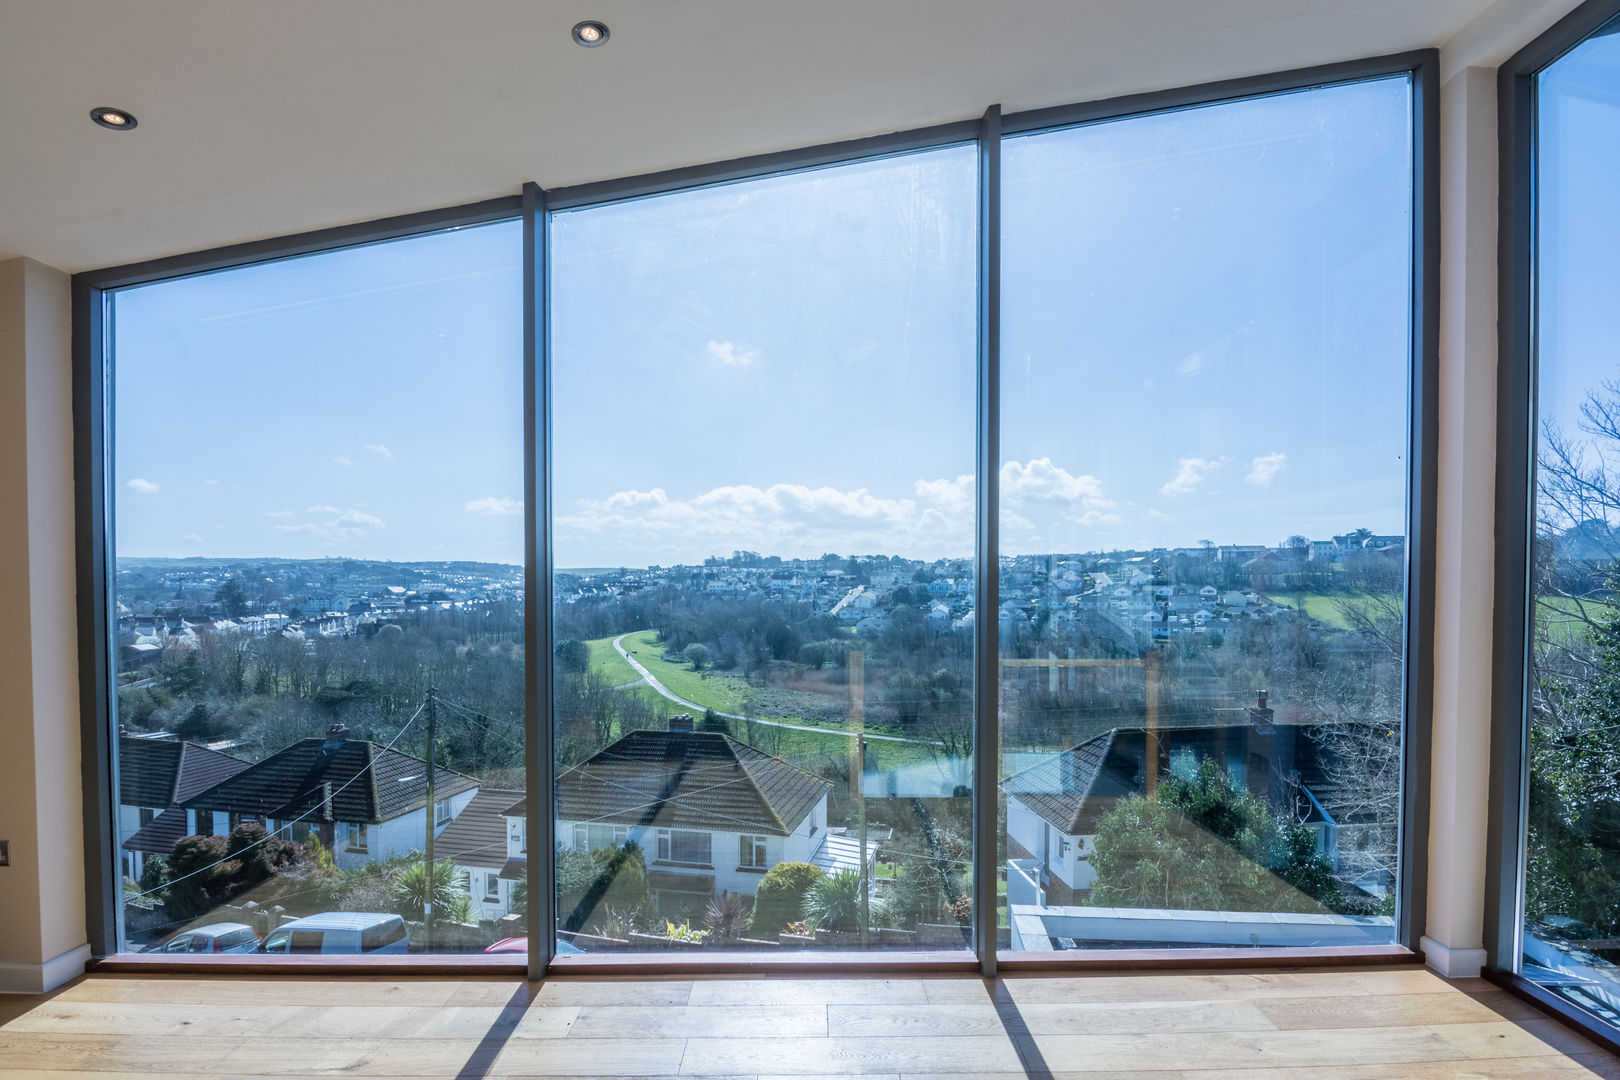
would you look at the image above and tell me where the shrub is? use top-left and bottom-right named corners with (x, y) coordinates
top-left (748, 861), bottom-right (823, 937)
top-left (803, 868), bottom-right (867, 932)
top-left (558, 842), bottom-right (650, 932)
top-left (704, 891), bottom-right (750, 940)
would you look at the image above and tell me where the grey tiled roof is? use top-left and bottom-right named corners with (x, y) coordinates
top-left (555, 729), bottom-right (831, 837)
top-left (182, 738), bottom-right (478, 825)
top-left (1002, 729), bottom-right (1129, 834)
top-left (118, 737), bottom-right (250, 809)
top-left (121, 807), bottom-right (188, 855)
top-left (435, 787), bottom-right (521, 870)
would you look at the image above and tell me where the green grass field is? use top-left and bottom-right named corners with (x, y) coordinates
top-left (1262, 590), bottom-right (1397, 631)
top-left (579, 631), bottom-right (941, 770)
top-left (1535, 595), bottom-right (1615, 647)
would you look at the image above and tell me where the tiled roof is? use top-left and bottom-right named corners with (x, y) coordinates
top-left (435, 787), bottom-right (521, 870)
top-left (182, 737), bottom-right (478, 825)
top-left (1002, 729), bottom-right (1131, 834)
top-left (555, 730), bottom-right (831, 837)
top-left (118, 737), bottom-right (250, 809)
top-left (121, 807), bottom-right (188, 855)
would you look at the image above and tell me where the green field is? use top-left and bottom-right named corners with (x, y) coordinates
top-left (579, 631), bottom-right (940, 770)
top-left (1263, 590), bottom-right (1397, 631)
top-left (1535, 595), bottom-right (1615, 647)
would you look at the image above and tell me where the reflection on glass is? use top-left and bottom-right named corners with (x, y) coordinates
top-left (998, 78), bottom-right (1412, 952)
top-left (550, 147), bottom-right (977, 954)
top-left (111, 222), bottom-right (525, 956)
top-left (1522, 18), bottom-right (1620, 1026)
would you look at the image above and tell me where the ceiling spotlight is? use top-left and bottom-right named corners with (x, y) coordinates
top-left (90, 107), bottom-right (138, 130)
top-left (572, 20), bottom-right (609, 47)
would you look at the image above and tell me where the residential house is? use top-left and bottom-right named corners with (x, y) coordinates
top-left (117, 735), bottom-right (251, 880)
top-left (1003, 698), bottom-right (1335, 905)
top-left (552, 718), bottom-right (834, 911)
top-left (181, 723), bottom-right (480, 870)
top-left (435, 787), bottom-right (524, 921)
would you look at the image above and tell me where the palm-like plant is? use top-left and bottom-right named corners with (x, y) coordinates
top-left (704, 891), bottom-right (749, 940)
top-left (389, 860), bottom-right (467, 920)
top-left (801, 868), bottom-right (866, 932)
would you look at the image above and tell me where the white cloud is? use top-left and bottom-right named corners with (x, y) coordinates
top-left (1178, 351), bottom-right (1205, 376)
top-left (365, 443), bottom-right (393, 461)
top-left (184, 534), bottom-right (204, 544)
top-left (1246, 452), bottom-right (1287, 487)
top-left (556, 458), bottom-right (1122, 563)
top-left (333, 456), bottom-right (355, 467)
top-left (707, 340), bottom-right (759, 368)
top-left (1161, 456), bottom-right (1229, 497)
top-left (203, 479), bottom-right (220, 486)
top-left (465, 496), bottom-right (524, 516)
top-left (126, 478), bottom-right (159, 494)
top-left (269, 505), bottom-right (385, 544)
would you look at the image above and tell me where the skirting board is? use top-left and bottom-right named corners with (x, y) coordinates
top-left (1421, 935), bottom-right (1487, 978)
top-left (0, 943), bottom-right (91, 994)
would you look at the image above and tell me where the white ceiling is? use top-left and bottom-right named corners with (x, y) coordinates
top-left (0, 0), bottom-right (1576, 273)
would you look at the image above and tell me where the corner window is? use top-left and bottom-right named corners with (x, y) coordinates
top-left (740, 834), bottom-right (768, 869)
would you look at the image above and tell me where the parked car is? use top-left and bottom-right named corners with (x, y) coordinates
top-left (484, 936), bottom-right (583, 955)
top-left (150, 922), bottom-right (261, 954)
top-left (258, 912), bottom-right (410, 955)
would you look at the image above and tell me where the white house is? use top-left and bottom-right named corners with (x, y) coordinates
top-left (181, 723), bottom-right (480, 871)
top-left (436, 787), bottom-right (524, 921)
top-left (552, 719), bottom-right (834, 913)
top-left (1003, 713), bottom-right (1338, 906)
top-left (118, 735), bottom-right (250, 881)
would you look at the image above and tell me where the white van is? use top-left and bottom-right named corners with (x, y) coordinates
top-left (258, 912), bottom-right (410, 955)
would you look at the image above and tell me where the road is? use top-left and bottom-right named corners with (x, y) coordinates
top-left (611, 633), bottom-right (936, 746)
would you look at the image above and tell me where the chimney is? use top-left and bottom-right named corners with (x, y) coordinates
top-left (668, 714), bottom-right (694, 733)
top-left (324, 723), bottom-right (350, 748)
top-left (1250, 690), bottom-right (1274, 733)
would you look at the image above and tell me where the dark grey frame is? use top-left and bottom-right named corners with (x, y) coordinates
top-left (1487, 0), bottom-right (1620, 1050)
top-left (73, 49), bottom-right (1437, 978)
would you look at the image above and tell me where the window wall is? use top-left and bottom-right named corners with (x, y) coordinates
top-left (107, 221), bottom-right (526, 956)
top-left (82, 57), bottom-right (1429, 969)
top-left (998, 78), bottom-right (1415, 952)
top-left (548, 147), bottom-right (979, 953)
top-left (1497, 6), bottom-right (1620, 1033)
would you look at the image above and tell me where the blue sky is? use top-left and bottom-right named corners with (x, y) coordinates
top-left (1536, 24), bottom-right (1620, 476)
top-left (117, 77), bottom-right (1419, 569)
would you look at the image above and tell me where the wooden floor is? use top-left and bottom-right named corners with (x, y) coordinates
top-left (2, 966), bottom-right (1618, 1079)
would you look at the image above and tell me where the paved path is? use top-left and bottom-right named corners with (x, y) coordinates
top-left (611, 633), bottom-right (935, 746)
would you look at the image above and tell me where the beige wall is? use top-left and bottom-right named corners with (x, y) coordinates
top-left (0, 256), bottom-right (88, 994)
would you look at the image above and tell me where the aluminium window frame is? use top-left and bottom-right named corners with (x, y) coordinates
top-left (1487, 0), bottom-right (1620, 1055)
top-left (74, 49), bottom-right (1437, 980)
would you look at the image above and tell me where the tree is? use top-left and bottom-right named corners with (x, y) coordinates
top-left (682, 643), bottom-right (711, 670)
top-left (1090, 758), bottom-right (1341, 914)
top-left (748, 861), bottom-right (823, 937)
top-left (215, 577), bottom-right (248, 617)
top-left (557, 842), bottom-right (650, 931)
top-left (696, 708), bottom-right (732, 735)
top-left (554, 639), bottom-right (590, 674)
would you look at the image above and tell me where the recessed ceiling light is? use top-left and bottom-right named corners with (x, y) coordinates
top-left (572, 20), bottom-right (609, 47)
top-left (90, 107), bottom-right (137, 131)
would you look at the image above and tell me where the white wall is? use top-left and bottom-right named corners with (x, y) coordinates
top-left (0, 257), bottom-right (88, 994)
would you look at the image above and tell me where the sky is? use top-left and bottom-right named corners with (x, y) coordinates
top-left (117, 76), bottom-right (1422, 569)
top-left (1535, 21), bottom-right (1620, 503)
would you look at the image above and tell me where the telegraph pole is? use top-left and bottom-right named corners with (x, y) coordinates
top-left (424, 686), bottom-right (437, 952)
top-left (849, 652), bottom-right (868, 946)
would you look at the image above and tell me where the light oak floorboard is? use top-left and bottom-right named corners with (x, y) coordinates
top-left (687, 980), bottom-right (930, 1007)
top-left (1254, 991), bottom-right (1505, 1029)
top-left (830, 999), bottom-right (1276, 1038)
top-left (680, 1035), bottom-right (1024, 1075)
top-left (569, 1005), bottom-right (828, 1039)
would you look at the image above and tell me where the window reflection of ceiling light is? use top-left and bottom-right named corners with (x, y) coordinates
top-left (90, 107), bottom-right (138, 130)
top-left (572, 20), bottom-right (609, 47)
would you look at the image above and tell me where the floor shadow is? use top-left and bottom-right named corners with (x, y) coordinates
top-left (455, 983), bottom-right (533, 1080)
top-left (986, 978), bottom-right (1056, 1080)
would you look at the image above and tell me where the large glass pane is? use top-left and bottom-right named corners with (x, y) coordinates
top-left (550, 148), bottom-right (977, 955)
top-left (111, 222), bottom-right (525, 956)
top-left (1521, 17), bottom-right (1620, 1023)
top-left (999, 78), bottom-right (1412, 953)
